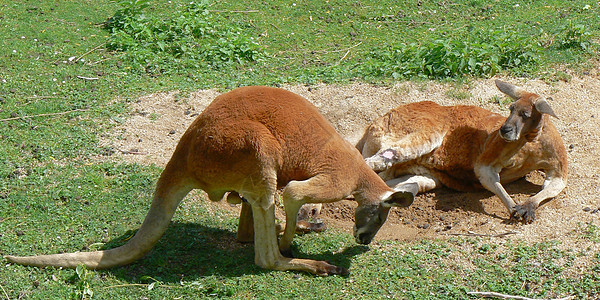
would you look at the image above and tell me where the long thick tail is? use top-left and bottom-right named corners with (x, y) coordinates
top-left (5, 164), bottom-right (193, 269)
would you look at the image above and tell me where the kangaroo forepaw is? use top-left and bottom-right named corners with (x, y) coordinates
top-left (365, 157), bottom-right (390, 172)
top-left (365, 149), bottom-right (397, 171)
top-left (296, 219), bottom-right (327, 233)
top-left (511, 203), bottom-right (536, 223)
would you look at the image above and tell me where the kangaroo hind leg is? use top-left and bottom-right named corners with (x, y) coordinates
top-left (245, 189), bottom-right (346, 276)
top-left (364, 130), bottom-right (445, 172)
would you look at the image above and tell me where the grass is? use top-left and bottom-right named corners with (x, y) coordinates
top-left (1, 0), bottom-right (599, 299)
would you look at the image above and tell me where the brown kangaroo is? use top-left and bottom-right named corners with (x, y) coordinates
top-left (357, 80), bottom-right (567, 223)
top-left (5, 86), bottom-right (414, 276)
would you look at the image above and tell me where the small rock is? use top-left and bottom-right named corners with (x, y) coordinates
top-left (569, 144), bottom-right (575, 149)
top-left (169, 130), bottom-right (176, 135)
top-left (583, 207), bottom-right (591, 212)
top-left (16, 230), bottom-right (24, 236)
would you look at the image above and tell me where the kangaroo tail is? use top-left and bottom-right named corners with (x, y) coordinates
top-left (5, 164), bottom-right (193, 269)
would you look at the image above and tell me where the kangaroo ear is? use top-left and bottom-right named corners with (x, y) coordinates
top-left (381, 188), bottom-right (415, 208)
top-left (495, 79), bottom-right (526, 100)
top-left (534, 97), bottom-right (558, 118)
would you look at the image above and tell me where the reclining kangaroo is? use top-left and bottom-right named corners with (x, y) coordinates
top-left (5, 86), bottom-right (414, 276)
top-left (357, 80), bottom-right (567, 223)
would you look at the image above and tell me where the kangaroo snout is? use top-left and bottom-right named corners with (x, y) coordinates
top-left (499, 123), bottom-right (518, 141)
top-left (353, 227), bottom-right (375, 245)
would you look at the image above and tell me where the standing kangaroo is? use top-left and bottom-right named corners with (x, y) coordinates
top-left (6, 86), bottom-right (414, 276)
top-left (357, 80), bottom-right (567, 222)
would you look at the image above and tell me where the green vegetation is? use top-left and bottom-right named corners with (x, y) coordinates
top-left (363, 31), bottom-right (541, 79)
top-left (1, 0), bottom-right (599, 298)
top-left (105, 0), bottom-right (264, 74)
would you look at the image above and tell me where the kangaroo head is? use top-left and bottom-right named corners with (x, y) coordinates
top-left (352, 183), bottom-right (416, 245)
top-left (495, 80), bottom-right (557, 142)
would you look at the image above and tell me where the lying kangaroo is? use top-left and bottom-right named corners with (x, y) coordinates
top-left (5, 86), bottom-right (414, 276)
top-left (357, 80), bottom-right (567, 223)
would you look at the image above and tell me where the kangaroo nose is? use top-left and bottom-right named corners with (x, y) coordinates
top-left (355, 232), bottom-right (373, 245)
top-left (500, 125), bottom-right (512, 136)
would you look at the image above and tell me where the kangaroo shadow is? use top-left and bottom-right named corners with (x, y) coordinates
top-left (430, 177), bottom-right (542, 220)
top-left (101, 221), bottom-right (367, 283)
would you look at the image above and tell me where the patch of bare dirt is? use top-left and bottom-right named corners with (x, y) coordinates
top-left (99, 72), bottom-right (600, 251)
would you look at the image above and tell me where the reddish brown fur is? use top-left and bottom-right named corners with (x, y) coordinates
top-left (358, 80), bottom-right (567, 222)
top-left (183, 87), bottom-right (387, 203)
top-left (365, 101), bottom-right (565, 190)
top-left (6, 86), bottom-right (413, 276)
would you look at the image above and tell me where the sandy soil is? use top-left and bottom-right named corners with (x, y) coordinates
top-left (98, 72), bottom-right (600, 252)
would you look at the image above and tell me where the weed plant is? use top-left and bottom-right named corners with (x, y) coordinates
top-left (362, 30), bottom-right (541, 79)
top-left (100, 0), bottom-right (598, 80)
top-left (554, 21), bottom-right (594, 51)
top-left (105, 0), bottom-right (264, 74)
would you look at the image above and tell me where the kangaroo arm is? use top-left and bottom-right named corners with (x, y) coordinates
top-left (528, 175), bottom-right (566, 206)
top-left (475, 164), bottom-right (517, 215)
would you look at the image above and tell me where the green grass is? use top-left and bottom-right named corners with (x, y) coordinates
top-left (1, 0), bottom-right (599, 299)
